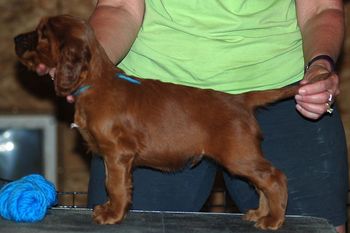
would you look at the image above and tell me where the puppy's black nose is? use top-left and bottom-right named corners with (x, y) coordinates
top-left (14, 31), bottom-right (38, 56)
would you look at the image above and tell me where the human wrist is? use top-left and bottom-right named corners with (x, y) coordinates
top-left (304, 54), bottom-right (335, 73)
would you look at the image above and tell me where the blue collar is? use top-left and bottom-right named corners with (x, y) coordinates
top-left (71, 85), bottom-right (91, 97)
top-left (70, 73), bottom-right (140, 97)
top-left (116, 73), bottom-right (141, 85)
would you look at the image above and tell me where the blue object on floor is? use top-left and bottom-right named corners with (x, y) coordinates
top-left (0, 174), bottom-right (57, 222)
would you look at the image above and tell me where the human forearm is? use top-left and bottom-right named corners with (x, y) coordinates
top-left (89, 0), bottom-right (145, 64)
top-left (296, 1), bottom-right (344, 70)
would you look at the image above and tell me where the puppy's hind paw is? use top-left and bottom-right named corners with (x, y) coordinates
top-left (243, 209), bottom-right (265, 223)
top-left (254, 215), bottom-right (284, 231)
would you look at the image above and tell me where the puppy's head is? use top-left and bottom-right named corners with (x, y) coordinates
top-left (14, 15), bottom-right (93, 96)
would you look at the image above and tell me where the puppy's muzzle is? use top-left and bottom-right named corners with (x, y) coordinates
top-left (14, 31), bottom-right (38, 56)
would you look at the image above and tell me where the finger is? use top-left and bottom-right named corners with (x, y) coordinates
top-left (36, 64), bottom-right (49, 76)
top-left (66, 95), bottom-right (75, 103)
top-left (300, 72), bottom-right (339, 94)
top-left (295, 91), bottom-right (330, 104)
top-left (296, 104), bottom-right (322, 120)
top-left (296, 101), bottom-right (327, 116)
top-left (298, 79), bottom-right (332, 96)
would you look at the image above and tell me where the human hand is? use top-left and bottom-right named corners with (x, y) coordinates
top-left (295, 65), bottom-right (339, 120)
top-left (35, 63), bottom-right (75, 103)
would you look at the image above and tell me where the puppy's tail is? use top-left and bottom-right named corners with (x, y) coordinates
top-left (243, 72), bottom-right (331, 109)
top-left (243, 84), bottom-right (299, 109)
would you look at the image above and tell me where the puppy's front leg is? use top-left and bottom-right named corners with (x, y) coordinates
top-left (93, 153), bottom-right (134, 224)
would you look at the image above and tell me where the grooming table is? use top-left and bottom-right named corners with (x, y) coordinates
top-left (0, 208), bottom-right (336, 233)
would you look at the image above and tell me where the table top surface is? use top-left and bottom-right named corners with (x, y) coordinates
top-left (0, 208), bottom-right (336, 233)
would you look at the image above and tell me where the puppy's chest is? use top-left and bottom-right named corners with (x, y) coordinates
top-left (77, 126), bottom-right (96, 147)
top-left (73, 110), bottom-right (99, 153)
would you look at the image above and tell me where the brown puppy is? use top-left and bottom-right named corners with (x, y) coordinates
top-left (14, 15), bottom-right (301, 230)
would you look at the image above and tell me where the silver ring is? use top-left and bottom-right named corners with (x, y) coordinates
top-left (326, 103), bottom-right (334, 114)
top-left (328, 93), bottom-right (333, 103)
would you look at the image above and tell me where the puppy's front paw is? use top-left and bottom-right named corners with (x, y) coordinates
top-left (93, 202), bottom-right (125, 224)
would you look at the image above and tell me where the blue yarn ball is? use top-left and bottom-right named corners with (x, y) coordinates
top-left (0, 174), bottom-right (57, 222)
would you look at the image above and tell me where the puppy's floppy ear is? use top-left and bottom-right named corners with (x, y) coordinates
top-left (47, 15), bottom-right (92, 96)
top-left (55, 37), bottom-right (91, 96)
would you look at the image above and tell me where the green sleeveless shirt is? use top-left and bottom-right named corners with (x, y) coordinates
top-left (118, 0), bottom-right (304, 94)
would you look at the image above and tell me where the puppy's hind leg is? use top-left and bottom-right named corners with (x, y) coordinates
top-left (218, 148), bottom-right (287, 230)
top-left (251, 163), bottom-right (287, 230)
